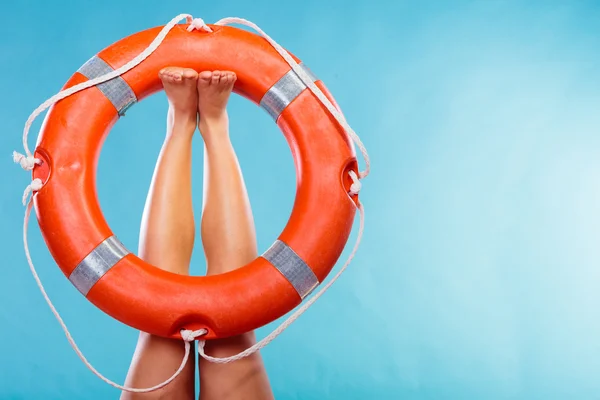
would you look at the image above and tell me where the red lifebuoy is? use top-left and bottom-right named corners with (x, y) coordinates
top-left (31, 23), bottom-right (358, 340)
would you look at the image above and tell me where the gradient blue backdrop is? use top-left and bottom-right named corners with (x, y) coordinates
top-left (2, 0), bottom-right (600, 399)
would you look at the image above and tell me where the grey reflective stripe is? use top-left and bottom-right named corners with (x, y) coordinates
top-left (69, 236), bottom-right (130, 296)
top-left (301, 64), bottom-right (318, 82)
top-left (262, 240), bottom-right (319, 299)
top-left (260, 63), bottom-right (319, 120)
top-left (77, 56), bottom-right (137, 116)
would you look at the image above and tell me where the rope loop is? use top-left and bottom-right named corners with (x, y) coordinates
top-left (348, 170), bottom-right (362, 195)
top-left (22, 178), bottom-right (43, 205)
top-left (181, 329), bottom-right (208, 342)
top-left (186, 17), bottom-right (212, 33)
top-left (13, 151), bottom-right (40, 171)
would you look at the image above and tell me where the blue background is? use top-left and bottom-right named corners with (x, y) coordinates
top-left (1, 0), bottom-right (600, 398)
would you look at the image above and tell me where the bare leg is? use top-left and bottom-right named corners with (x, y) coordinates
top-left (121, 67), bottom-right (199, 400)
top-left (196, 70), bottom-right (274, 400)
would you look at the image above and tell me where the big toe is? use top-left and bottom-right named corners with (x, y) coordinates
top-left (198, 71), bottom-right (213, 88)
top-left (181, 68), bottom-right (198, 81)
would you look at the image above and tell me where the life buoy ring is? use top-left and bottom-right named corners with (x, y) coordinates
top-left (30, 22), bottom-right (359, 340)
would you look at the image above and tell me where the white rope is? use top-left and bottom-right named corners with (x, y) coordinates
top-left (197, 198), bottom-right (365, 363)
top-left (214, 17), bottom-right (370, 179)
top-left (348, 170), bottom-right (362, 196)
top-left (13, 12), bottom-right (370, 388)
top-left (192, 17), bottom-right (370, 363)
top-left (12, 13), bottom-right (208, 394)
top-left (21, 178), bottom-right (43, 206)
top-left (22, 198), bottom-right (204, 392)
top-left (13, 151), bottom-right (40, 171)
top-left (18, 13), bottom-right (196, 159)
top-left (187, 17), bottom-right (213, 33)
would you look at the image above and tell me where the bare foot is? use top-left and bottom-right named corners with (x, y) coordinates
top-left (197, 70), bottom-right (236, 142)
top-left (159, 67), bottom-right (199, 135)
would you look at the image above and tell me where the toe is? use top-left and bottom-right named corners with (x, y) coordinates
top-left (198, 71), bottom-right (212, 87)
top-left (158, 68), bottom-right (172, 80)
top-left (211, 71), bottom-right (221, 85)
top-left (228, 72), bottom-right (237, 86)
top-left (220, 72), bottom-right (234, 90)
top-left (181, 68), bottom-right (198, 80)
top-left (221, 73), bottom-right (229, 85)
top-left (166, 68), bottom-right (183, 81)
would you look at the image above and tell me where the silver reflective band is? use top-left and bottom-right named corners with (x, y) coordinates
top-left (69, 236), bottom-right (130, 296)
top-left (262, 240), bottom-right (319, 299)
top-left (259, 63), bottom-right (319, 120)
top-left (77, 55), bottom-right (137, 116)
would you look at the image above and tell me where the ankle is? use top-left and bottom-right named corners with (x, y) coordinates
top-left (167, 110), bottom-right (197, 133)
top-left (198, 112), bottom-right (228, 130)
top-left (168, 104), bottom-right (197, 122)
top-left (198, 114), bottom-right (230, 145)
top-left (167, 121), bottom-right (196, 138)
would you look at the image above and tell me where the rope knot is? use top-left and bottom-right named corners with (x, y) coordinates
top-left (186, 18), bottom-right (212, 33)
top-left (197, 339), bottom-right (206, 354)
top-left (22, 178), bottom-right (43, 205)
top-left (181, 329), bottom-right (207, 342)
top-left (348, 170), bottom-right (362, 196)
top-left (13, 151), bottom-right (40, 171)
